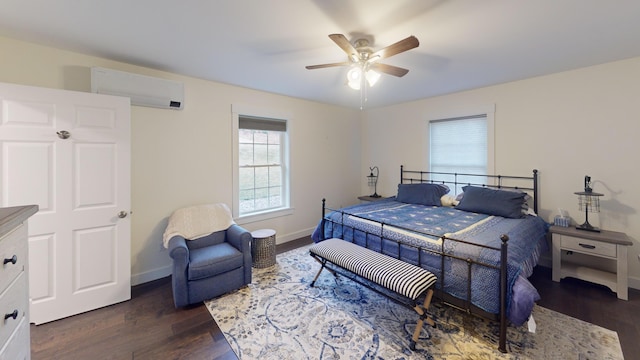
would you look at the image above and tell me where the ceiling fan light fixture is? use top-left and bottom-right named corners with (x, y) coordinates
top-left (366, 70), bottom-right (380, 87)
top-left (307, 33), bottom-right (419, 98)
top-left (347, 67), bottom-right (362, 90)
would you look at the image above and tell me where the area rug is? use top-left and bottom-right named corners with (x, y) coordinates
top-left (206, 245), bottom-right (623, 359)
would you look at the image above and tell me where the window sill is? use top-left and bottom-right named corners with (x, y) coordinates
top-left (235, 207), bottom-right (294, 225)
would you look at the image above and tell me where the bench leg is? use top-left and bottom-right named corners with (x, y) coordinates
top-left (409, 288), bottom-right (435, 350)
top-left (309, 255), bottom-right (338, 287)
top-left (310, 264), bottom-right (324, 287)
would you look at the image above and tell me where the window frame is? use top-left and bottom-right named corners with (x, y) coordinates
top-left (232, 104), bottom-right (292, 224)
top-left (424, 104), bottom-right (495, 194)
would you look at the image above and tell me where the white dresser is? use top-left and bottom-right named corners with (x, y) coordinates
top-left (0, 205), bottom-right (38, 360)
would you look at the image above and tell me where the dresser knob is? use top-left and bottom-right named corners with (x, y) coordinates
top-left (3, 255), bottom-right (17, 265)
top-left (4, 310), bottom-right (18, 320)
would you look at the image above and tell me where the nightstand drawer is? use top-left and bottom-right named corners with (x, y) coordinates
top-left (561, 235), bottom-right (616, 257)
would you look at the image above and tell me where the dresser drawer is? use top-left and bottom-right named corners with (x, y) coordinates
top-left (0, 315), bottom-right (29, 360)
top-left (0, 224), bottom-right (27, 294)
top-left (561, 235), bottom-right (616, 258)
top-left (0, 272), bottom-right (27, 348)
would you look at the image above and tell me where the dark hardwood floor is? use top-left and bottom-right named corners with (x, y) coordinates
top-left (31, 236), bottom-right (639, 359)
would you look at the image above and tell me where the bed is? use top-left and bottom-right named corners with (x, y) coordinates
top-left (311, 166), bottom-right (549, 352)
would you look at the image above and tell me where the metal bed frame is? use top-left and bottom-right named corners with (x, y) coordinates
top-left (319, 166), bottom-right (539, 353)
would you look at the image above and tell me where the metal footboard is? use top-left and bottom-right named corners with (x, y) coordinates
top-left (319, 198), bottom-right (510, 352)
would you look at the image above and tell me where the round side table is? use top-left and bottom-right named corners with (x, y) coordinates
top-left (250, 229), bottom-right (276, 268)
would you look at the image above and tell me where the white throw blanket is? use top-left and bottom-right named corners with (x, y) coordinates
top-left (162, 203), bottom-right (236, 248)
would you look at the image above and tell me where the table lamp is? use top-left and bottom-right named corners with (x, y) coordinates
top-left (574, 175), bottom-right (603, 232)
top-left (367, 166), bottom-right (380, 198)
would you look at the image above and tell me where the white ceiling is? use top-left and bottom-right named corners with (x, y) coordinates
top-left (2, 0), bottom-right (640, 109)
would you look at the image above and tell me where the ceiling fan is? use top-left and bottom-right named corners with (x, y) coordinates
top-left (306, 34), bottom-right (419, 89)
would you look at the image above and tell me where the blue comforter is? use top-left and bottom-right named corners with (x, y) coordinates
top-left (311, 199), bottom-right (549, 325)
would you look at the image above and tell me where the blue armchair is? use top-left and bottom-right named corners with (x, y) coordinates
top-left (167, 224), bottom-right (252, 307)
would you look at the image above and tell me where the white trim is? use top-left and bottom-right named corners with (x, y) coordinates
top-left (426, 103), bottom-right (495, 121)
top-left (131, 265), bottom-right (172, 286)
top-left (629, 275), bottom-right (640, 291)
top-left (231, 103), bottom-right (292, 122)
top-left (234, 207), bottom-right (294, 225)
top-left (268, 226), bottom-right (314, 244)
top-left (231, 103), bottom-right (293, 220)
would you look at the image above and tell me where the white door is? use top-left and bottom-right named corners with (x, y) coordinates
top-left (0, 82), bottom-right (131, 324)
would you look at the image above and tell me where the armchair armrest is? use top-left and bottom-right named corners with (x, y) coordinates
top-left (168, 235), bottom-right (190, 307)
top-left (226, 224), bottom-right (252, 253)
top-left (226, 224), bottom-right (253, 284)
top-left (168, 235), bottom-right (189, 263)
top-left (168, 235), bottom-right (190, 277)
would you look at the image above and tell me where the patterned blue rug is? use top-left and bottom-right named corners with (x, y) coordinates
top-left (206, 245), bottom-right (623, 359)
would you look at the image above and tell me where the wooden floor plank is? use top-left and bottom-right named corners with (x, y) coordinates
top-left (31, 236), bottom-right (639, 359)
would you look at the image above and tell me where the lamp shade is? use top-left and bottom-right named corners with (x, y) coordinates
top-left (574, 175), bottom-right (603, 232)
top-left (366, 70), bottom-right (380, 87)
top-left (367, 166), bottom-right (380, 198)
top-left (347, 67), bottom-right (362, 90)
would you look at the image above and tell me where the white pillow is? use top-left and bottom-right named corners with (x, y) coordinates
top-left (440, 194), bottom-right (459, 207)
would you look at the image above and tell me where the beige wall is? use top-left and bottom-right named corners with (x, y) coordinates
top-left (0, 36), bottom-right (362, 285)
top-left (364, 57), bottom-right (640, 289)
top-left (3, 34), bottom-right (639, 290)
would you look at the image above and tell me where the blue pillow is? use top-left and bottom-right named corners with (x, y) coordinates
top-left (396, 183), bottom-right (450, 206)
top-left (456, 186), bottom-right (526, 218)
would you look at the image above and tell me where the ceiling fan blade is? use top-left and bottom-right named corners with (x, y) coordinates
top-left (306, 62), bottom-right (351, 70)
top-left (370, 63), bottom-right (409, 77)
top-left (370, 35), bottom-right (419, 60)
top-left (329, 34), bottom-right (358, 60)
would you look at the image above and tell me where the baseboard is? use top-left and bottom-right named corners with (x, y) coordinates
top-left (131, 265), bottom-right (172, 286)
top-left (537, 254), bottom-right (552, 268)
top-left (130, 227), bottom-right (314, 286)
top-left (274, 226), bottom-right (314, 244)
top-left (132, 233), bottom-right (640, 292)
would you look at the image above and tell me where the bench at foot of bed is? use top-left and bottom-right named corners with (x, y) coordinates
top-left (309, 238), bottom-right (437, 350)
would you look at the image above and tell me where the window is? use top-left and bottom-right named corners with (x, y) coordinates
top-left (232, 110), bottom-right (291, 222)
top-left (428, 109), bottom-right (494, 194)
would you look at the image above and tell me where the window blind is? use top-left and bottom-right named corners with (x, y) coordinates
top-left (429, 115), bottom-right (487, 175)
top-left (239, 115), bottom-right (287, 132)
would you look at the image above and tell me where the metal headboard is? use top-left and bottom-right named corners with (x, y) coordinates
top-left (400, 165), bottom-right (539, 214)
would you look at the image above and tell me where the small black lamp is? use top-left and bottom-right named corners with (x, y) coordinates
top-left (367, 166), bottom-right (380, 198)
top-left (574, 175), bottom-right (603, 232)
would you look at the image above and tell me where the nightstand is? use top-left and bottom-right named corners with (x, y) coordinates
top-left (550, 225), bottom-right (632, 300)
top-left (357, 195), bottom-right (388, 202)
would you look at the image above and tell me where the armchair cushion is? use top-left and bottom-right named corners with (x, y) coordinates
top-left (188, 243), bottom-right (243, 280)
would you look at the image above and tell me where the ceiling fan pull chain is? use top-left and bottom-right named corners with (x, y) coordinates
top-left (360, 81), bottom-right (364, 110)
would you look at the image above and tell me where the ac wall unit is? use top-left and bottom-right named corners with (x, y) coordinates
top-left (90, 67), bottom-right (184, 110)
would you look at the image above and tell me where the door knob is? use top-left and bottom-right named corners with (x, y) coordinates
top-left (56, 130), bottom-right (71, 139)
top-left (118, 211), bottom-right (128, 218)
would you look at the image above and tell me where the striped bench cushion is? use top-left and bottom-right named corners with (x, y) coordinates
top-left (310, 238), bottom-right (437, 301)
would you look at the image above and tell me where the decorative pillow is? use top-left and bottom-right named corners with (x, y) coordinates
top-left (440, 194), bottom-right (459, 207)
top-left (396, 183), bottom-right (450, 206)
top-left (499, 187), bottom-right (533, 215)
top-left (456, 185), bottom-right (527, 218)
top-left (460, 188), bottom-right (538, 216)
